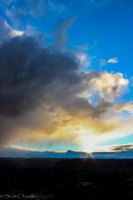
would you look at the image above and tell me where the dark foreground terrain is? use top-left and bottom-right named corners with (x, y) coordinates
top-left (1, 158), bottom-right (133, 200)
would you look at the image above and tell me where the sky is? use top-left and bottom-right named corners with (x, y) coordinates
top-left (0, 0), bottom-right (133, 153)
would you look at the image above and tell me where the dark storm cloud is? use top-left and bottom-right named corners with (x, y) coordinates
top-left (0, 33), bottom-right (118, 145)
top-left (0, 35), bottom-right (80, 116)
top-left (0, 34), bottom-right (108, 119)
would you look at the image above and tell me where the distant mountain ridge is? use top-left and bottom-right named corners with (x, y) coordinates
top-left (1, 147), bottom-right (133, 159)
top-left (0, 148), bottom-right (88, 158)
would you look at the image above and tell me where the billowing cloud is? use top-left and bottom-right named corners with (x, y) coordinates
top-left (89, 72), bottom-right (128, 102)
top-left (0, 35), bottom-right (98, 146)
top-left (0, 17), bottom-right (132, 151)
